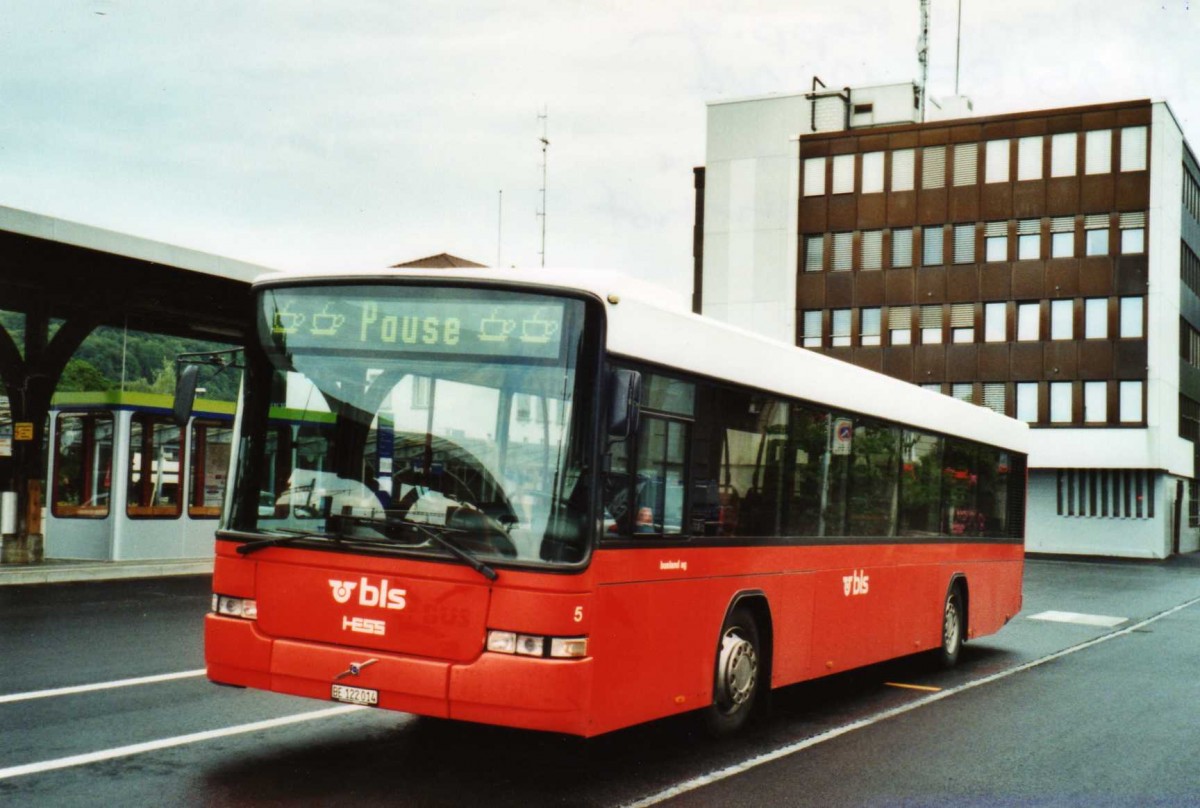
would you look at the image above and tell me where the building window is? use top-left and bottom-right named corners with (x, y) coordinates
top-left (805, 235), bottom-right (824, 271)
top-left (953, 143), bottom-right (978, 186)
top-left (951, 383), bottom-right (973, 402)
top-left (982, 383), bottom-right (1005, 414)
top-left (1050, 382), bottom-right (1072, 423)
top-left (1120, 380), bottom-right (1144, 423)
top-left (1016, 382), bottom-right (1038, 423)
top-left (1085, 129), bottom-right (1112, 175)
top-left (1119, 212), bottom-right (1146, 254)
top-left (1017, 136), bottom-right (1043, 181)
top-left (861, 307), bottom-right (882, 346)
top-left (891, 228), bottom-right (913, 267)
top-left (1050, 217), bottom-right (1075, 258)
top-left (1051, 132), bottom-right (1077, 177)
top-left (1120, 296), bottom-right (1144, 338)
top-left (831, 232), bottom-right (853, 271)
top-left (861, 152), bottom-right (884, 193)
top-left (950, 303), bottom-right (974, 343)
top-left (984, 302), bottom-right (1006, 342)
top-left (1085, 298), bottom-right (1108, 339)
top-left (920, 305), bottom-right (943, 344)
top-left (985, 139), bottom-right (1009, 183)
top-left (889, 306), bottom-right (912, 345)
top-left (831, 309), bottom-right (851, 347)
top-left (128, 415), bottom-right (183, 518)
top-left (802, 310), bottom-right (822, 347)
top-left (953, 224), bottom-right (974, 264)
top-left (1050, 299), bottom-right (1073, 340)
top-left (892, 148), bottom-right (915, 192)
top-left (52, 412), bottom-right (114, 519)
top-left (861, 230), bottom-right (883, 270)
top-left (1017, 219), bottom-right (1041, 260)
top-left (1120, 126), bottom-right (1148, 172)
top-left (985, 221), bottom-right (1007, 262)
top-left (922, 226), bottom-right (944, 266)
top-left (1017, 302), bottom-right (1040, 341)
top-left (921, 383), bottom-right (942, 394)
top-left (1084, 381), bottom-right (1108, 423)
top-left (922, 145), bottom-right (946, 189)
top-left (1085, 215), bottom-right (1109, 256)
top-left (832, 154), bottom-right (855, 194)
top-left (803, 157), bottom-right (826, 196)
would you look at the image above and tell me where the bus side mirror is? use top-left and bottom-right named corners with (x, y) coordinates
top-left (173, 364), bottom-right (200, 428)
top-left (608, 369), bottom-right (642, 439)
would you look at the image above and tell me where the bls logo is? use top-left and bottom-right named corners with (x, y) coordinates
top-left (328, 578), bottom-right (408, 610)
top-left (842, 569), bottom-right (870, 596)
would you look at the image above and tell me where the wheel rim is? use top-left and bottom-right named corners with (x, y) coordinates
top-left (943, 596), bottom-right (961, 652)
top-left (715, 627), bottom-right (758, 713)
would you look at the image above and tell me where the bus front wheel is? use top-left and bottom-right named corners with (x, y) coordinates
top-left (703, 606), bottom-right (760, 736)
top-left (937, 585), bottom-right (965, 669)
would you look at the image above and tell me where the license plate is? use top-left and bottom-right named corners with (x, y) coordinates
top-left (331, 684), bottom-right (378, 706)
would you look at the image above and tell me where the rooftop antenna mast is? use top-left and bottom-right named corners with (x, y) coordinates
top-left (954, 0), bottom-right (963, 96)
top-left (537, 107), bottom-right (549, 268)
top-left (917, 0), bottom-right (930, 122)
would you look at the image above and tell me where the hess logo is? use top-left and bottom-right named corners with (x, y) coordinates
top-left (327, 578), bottom-right (407, 610)
top-left (842, 569), bottom-right (870, 597)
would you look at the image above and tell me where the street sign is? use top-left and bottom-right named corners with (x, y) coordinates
top-left (832, 417), bottom-right (853, 456)
top-left (13, 422), bottom-right (33, 442)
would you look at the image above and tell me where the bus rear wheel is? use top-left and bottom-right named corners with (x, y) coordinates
top-left (937, 585), bottom-right (964, 669)
top-left (703, 606), bottom-right (760, 736)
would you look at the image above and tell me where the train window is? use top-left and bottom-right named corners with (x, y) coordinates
top-left (189, 420), bottom-right (232, 518)
top-left (127, 414), bottom-right (183, 519)
top-left (52, 412), bottom-right (113, 519)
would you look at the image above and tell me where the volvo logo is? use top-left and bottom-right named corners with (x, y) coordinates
top-left (334, 658), bottom-right (379, 681)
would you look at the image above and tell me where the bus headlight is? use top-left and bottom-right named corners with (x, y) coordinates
top-left (212, 594), bottom-right (258, 620)
top-left (486, 630), bottom-right (588, 659)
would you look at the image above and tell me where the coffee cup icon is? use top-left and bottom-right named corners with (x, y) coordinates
top-left (519, 311), bottom-right (560, 344)
top-left (479, 310), bottom-right (516, 342)
top-left (310, 306), bottom-right (346, 336)
top-left (272, 306), bottom-right (304, 335)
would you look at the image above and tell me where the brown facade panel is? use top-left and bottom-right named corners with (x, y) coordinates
top-left (1078, 257), bottom-right (1114, 296)
top-left (1046, 177), bottom-right (1080, 216)
top-left (980, 183), bottom-right (1013, 220)
top-left (1080, 174), bottom-right (1115, 213)
top-left (1012, 262), bottom-right (1045, 300)
top-left (1046, 114), bottom-right (1083, 134)
top-left (978, 344), bottom-right (1011, 380)
top-left (827, 347), bottom-right (854, 364)
top-left (1081, 110), bottom-right (1118, 131)
top-left (1115, 255), bottom-right (1149, 294)
top-left (948, 186), bottom-right (980, 222)
top-left (918, 127), bottom-right (950, 146)
top-left (799, 198), bottom-right (828, 234)
top-left (914, 345), bottom-right (946, 382)
top-left (885, 268), bottom-right (916, 304)
top-left (826, 272), bottom-right (854, 307)
top-left (979, 265), bottom-right (1012, 300)
top-left (857, 194), bottom-right (886, 229)
top-left (1045, 259), bottom-right (1080, 298)
top-left (915, 266), bottom-right (947, 303)
top-left (857, 134), bottom-right (889, 152)
top-left (1012, 117), bottom-right (1048, 137)
top-left (854, 271), bottom-right (885, 306)
top-left (799, 140), bottom-right (831, 159)
top-left (1012, 180), bottom-right (1046, 218)
top-left (1115, 105), bottom-right (1152, 126)
top-left (1077, 342), bottom-right (1113, 379)
top-left (1114, 172), bottom-right (1150, 211)
top-left (888, 131), bottom-right (920, 149)
top-left (946, 344), bottom-right (978, 379)
top-left (828, 195), bottom-right (857, 231)
top-left (796, 273), bottom-right (826, 308)
top-left (851, 347), bottom-right (884, 373)
top-left (981, 120), bottom-right (1017, 140)
top-left (949, 124), bottom-right (983, 143)
top-left (1011, 343), bottom-right (1043, 378)
top-left (946, 266), bottom-right (979, 300)
top-left (1044, 342), bottom-right (1079, 378)
top-left (887, 190), bottom-right (917, 227)
top-left (828, 139), bottom-right (856, 156)
top-left (918, 188), bottom-right (948, 224)
top-left (881, 348), bottom-right (914, 381)
top-left (1114, 340), bottom-right (1148, 379)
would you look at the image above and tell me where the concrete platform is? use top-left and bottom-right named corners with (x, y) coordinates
top-left (0, 558), bottom-right (213, 586)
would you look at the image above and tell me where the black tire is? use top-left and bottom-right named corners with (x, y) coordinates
top-left (703, 606), bottom-right (761, 737)
top-left (936, 585), bottom-right (965, 669)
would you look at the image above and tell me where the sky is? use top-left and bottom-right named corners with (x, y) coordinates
top-left (2, 1), bottom-right (1199, 296)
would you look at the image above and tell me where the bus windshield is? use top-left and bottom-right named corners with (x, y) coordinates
top-left (227, 283), bottom-right (595, 568)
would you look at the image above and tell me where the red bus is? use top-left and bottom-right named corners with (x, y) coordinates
top-left (187, 268), bottom-right (1027, 737)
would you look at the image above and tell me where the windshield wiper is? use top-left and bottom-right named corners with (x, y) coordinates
top-left (236, 529), bottom-right (333, 556)
top-left (399, 520), bottom-right (499, 582)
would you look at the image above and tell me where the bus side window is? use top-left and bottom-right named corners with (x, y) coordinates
top-left (634, 416), bottom-right (686, 536)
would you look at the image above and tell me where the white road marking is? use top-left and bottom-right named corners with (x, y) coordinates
top-left (1027, 610), bottom-right (1128, 627)
top-left (0, 670), bottom-right (207, 705)
top-left (0, 705), bottom-right (364, 781)
top-left (626, 595), bottom-right (1200, 807)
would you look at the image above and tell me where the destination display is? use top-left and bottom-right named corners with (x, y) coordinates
top-left (260, 289), bottom-right (570, 360)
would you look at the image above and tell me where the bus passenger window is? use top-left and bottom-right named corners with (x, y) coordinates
top-left (53, 412), bottom-right (114, 518)
top-left (127, 414), bottom-right (183, 518)
top-left (635, 417), bottom-right (685, 536)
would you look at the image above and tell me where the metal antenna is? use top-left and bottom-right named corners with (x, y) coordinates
top-left (918, 0), bottom-right (930, 122)
top-left (954, 0), bottom-right (963, 96)
top-left (497, 190), bottom-right (503, 268)
top-left (537, 107), bottom-right (549, 268)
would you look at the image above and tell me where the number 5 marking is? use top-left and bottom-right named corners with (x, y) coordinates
top-left (573, 606), bottom-right (584, 623)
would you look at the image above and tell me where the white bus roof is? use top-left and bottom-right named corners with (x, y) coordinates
top-left (255, 267), bottom-right (1029, 454)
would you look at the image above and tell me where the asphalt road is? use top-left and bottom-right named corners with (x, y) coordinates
top-left (2, 557), bottom-right (1199, 806)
